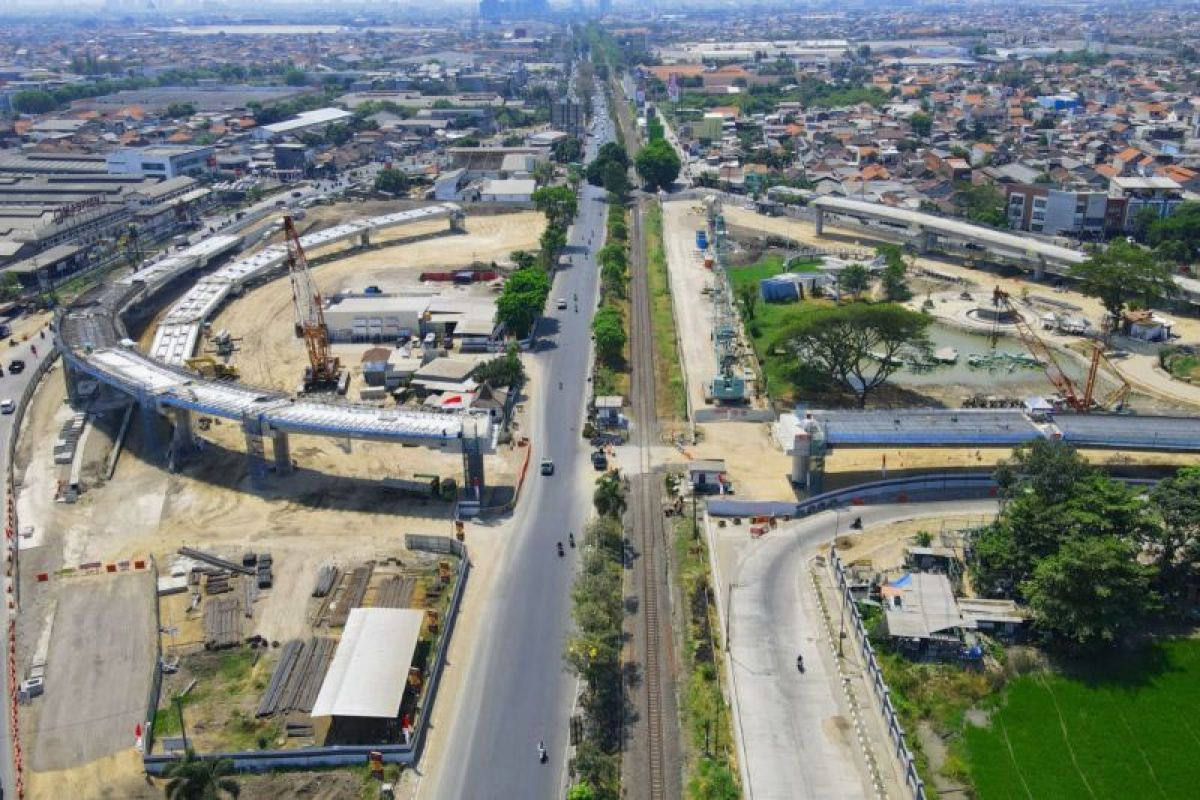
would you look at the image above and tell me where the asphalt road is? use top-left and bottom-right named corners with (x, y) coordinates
top-left (427, 88), bottom-right (616, 799)
top-left (722, 500), bottom-right (998, 800)
top-left (0, 324), bottom-right (58, 799)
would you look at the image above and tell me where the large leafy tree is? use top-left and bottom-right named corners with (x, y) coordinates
top-left (495, 268), bottom-right (550, 338)
top-left (777, 303), bottom-right (931, 407)
top-left (163, 750), bottom-right (240, 799)
top-left (586, 142), bottom-right (629, 187)
top-left (532, 185), bottom-right (578, 228)
top-left (1021, 536), bottom-right (1159, 650)
top-left (1070, 239), bottom-right (1177, 331)
top-left (552, 136), bottom-right (583, 164)
top-left (1148, 465), bottom-right (1200, 593)
top-left (373, 168), bottom-right (409, 195)
top-left (592, 306), bottom-right (626, 366)
top-left (634, 139), bottom-right (681, 191)
top-left (1147, 200), bottom-right (1200, 252)
top-left (836, 263), bottom-right (872, 299)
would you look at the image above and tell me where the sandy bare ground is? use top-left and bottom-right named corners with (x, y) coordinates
top-left (661, 200), bottom-right (720, 413)
top-left (211, 210), bottom-right (544, 394)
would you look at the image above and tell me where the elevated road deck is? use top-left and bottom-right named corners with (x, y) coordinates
top-left (57, 203), bottom-right (488, 487)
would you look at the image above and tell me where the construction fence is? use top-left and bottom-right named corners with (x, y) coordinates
top-left (4, 341), bottom-right (58, 800)
top-left (829, 546), bottom-right (926, 800)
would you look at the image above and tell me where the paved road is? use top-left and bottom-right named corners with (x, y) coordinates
top-left (720, 500), bottom-right (997, 800)
top-left (0, 324), bottom-right (58, 799)
top-left (428, 81), bottom-right (615, 800)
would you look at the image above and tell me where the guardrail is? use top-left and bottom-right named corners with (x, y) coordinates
top-left (830, 546), bottom-right (926, 800)
top-left (143, 534), bottom-right (469, 774)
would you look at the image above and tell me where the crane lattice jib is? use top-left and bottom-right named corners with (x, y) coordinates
top-left (993, 287), bottom-right (1086, 411)
top-left (283, 216), bottom-right (338, 383)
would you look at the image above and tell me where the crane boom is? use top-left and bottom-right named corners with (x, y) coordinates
top-left (992, 287), bottom-right (1086, 410)
top-left (282, 216), bottom-right (340, 389)
top-left (990, 287), bottom-right (1129, 412)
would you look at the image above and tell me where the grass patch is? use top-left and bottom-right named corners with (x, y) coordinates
top-left (674, 499), bottom-right (739, 799)
top-left (963, 639), bottom-right (1200, 800)
top-left (727, 254), bottom-right (820, 292)
top-left (1167, 353), bottom-right (1200, 382)
top-left (644, 203), bottom-right (688, 419)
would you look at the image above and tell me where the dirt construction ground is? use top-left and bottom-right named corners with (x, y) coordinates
top-left (13, 356), bottom-right (524, 798)
top-left (209, 210), bottom-right (544, 395)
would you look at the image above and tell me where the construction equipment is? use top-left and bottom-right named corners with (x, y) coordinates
top-left (185, 356), bottom-right (240, 380)
top-left (991, 287), bottom-right (1130, 412)
top-left (283, 215), bottom-right (341, 392)
top-left (206, 328), bottom-right (241, 357)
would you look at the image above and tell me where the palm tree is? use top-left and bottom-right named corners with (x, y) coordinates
top-left (163, 749), bottom-right (240, 800)
top-left (593, 475), bottom-right (626, 519)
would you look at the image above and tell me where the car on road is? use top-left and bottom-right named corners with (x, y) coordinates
top-left (540, 458), bottom-right (555, 476)
top-left (0, 399), bottom-right (13, 414)
top-left (556, 298), bottom-right (568, 310)
top-left (8, 360), bottom-right (24, 374)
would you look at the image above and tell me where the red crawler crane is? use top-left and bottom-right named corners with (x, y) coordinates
top-left (283, 215), bottom-right (341, 391)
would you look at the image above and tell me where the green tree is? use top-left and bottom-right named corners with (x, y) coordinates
top-left (777, 303), bottom-right (931, 407)
top-left (881, 261), bottom-right (911, 301)
top-left (836, 263), bottom-right (872, 299)
top-left (373, 168), bottom-right (409, 195)
top-left (283, 67), bottom-right (307, 86)
top-left (1022, 536), bottom-right (1159, 650)
top-left (687, 757), bottom-right (740, 800)
top-left (495, 268), bottom-right (551, 338)
top-left (323, 122), bottom-right (353, 146)
top-left (11, 90), bottom-right (57, 114)
top-left (1149, 465), bottom-right (1200, 593)
top-left (510, 249), bottom-right (537, 271)
top-left (592, 306), bottom-right (626, 365)
top-left (956, 181), bottom-right (1008, 228)
top-left (1133, 205), bottom-right (1163, 243)
top-left (532, 185), bottom-right (579, 228)
top-left (909, 112), bottom-right (932, 139)
top-left (593, 474), bottom-right (626, 518)
top-left (165, 102), bottom-right (196, 119)
top-left (553, 136), bottom-right (583, 164)
top-left (539, 224), bottom-right (568, 268)
top-left (635, 139), bottom-right (682, 191)
top-left (471, 343), bottom-right (524, 387)
top-left (0, 273), bottom-right (22, 302)
top-left (600, 160), bottom-right (630, 198)
top-left (586, 142), bottom-right (629, 187)
top-left (532, 160), bottom-right (556, 187)
top-left (567, 784), bottom-right (596, 800)
top-left (1070, 239), bottom-right (1177, 332)
top-left (163, 749), bottom-right (241, 799)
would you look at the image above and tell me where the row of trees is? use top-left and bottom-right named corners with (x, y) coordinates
top-left (594, 200), bottom-right (631, 368)
top-left (971, 441), bottom-right (1200, 650)
top-left (493, 184), bottom-right (579, 337)
top-left (565, 478), bottom-right (628, 800)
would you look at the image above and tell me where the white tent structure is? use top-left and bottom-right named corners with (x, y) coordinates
top-left (312, 608), bottom-right (424, 721)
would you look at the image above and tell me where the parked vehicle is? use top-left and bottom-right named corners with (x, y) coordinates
top-left (8, 359), bottom-right (25, 374)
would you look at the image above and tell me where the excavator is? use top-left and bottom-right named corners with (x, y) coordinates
top-left (185, 356), bottom-right (239, 380)
top-left (991, 287), bottom-right (1130, 412)
top-left (282, 215), bottom-right (342, 393)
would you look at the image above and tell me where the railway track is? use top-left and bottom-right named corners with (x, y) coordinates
top-left (629, 198), bottom-right (668, 800)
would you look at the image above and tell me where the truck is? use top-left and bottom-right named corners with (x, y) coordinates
top-left (696, 229), bottom-right (708, 250)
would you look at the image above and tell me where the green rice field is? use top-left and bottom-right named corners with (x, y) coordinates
top-left (964, 639), bottom-right (1200, 800)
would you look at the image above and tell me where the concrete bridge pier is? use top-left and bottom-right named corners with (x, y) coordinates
top-left (1034, 258), bottom-right (1046, 281)
top-left (140, 400), bottom-right (163, 461)
top-left (272, 429), bottom-right (292, 476)
top-left (450, 210), bottom-right (466, 233)
top-left (242, 415), bottom-right (269, 488)
top-left (920, 229), bottom-right (937, 254)
top-left (171, 408), bottom-right (197, 461)
top-left (359, 229), bottom-right (371, 247)
top-left (814, 206), bottom-right (824, 236)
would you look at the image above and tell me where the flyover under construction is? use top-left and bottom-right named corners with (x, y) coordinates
top-left (56, 203), bottom-right (491, 493)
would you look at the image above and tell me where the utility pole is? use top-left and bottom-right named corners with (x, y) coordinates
top-left (175, 695), bottom-right (189, 752)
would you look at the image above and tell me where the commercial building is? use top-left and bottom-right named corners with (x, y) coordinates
top-left (252, 107), bottom-right (353, 142)
top-left (322, 290), bottom-right (499, 346)
top-left (106, 145), bottom-right (215, 179)
top-left (1108, 176), bottom-right (1184, 231)
top-left (1005, 185), bottom-right (1109, 237)
top-left (479, 178), bottom-right (535, 203)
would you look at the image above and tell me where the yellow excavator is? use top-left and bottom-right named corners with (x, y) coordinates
top-left (185, 356), bottom-right (240, 380)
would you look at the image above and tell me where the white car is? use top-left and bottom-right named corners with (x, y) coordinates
top-left (556, 298), bottom-right (568, 310)
top-left (0, 399), bottom-right (14, 415)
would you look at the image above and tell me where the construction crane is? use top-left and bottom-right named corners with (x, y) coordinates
top-left (282, 215), bottom-right (341, 392)
top-left (991, 287), bottom-right (1130, 412)
top-left (185, 356), bottom-right (240, 380)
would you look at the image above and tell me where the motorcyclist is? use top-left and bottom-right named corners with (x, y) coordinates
top-left (538, 740), bottom-right (547, 762)
top-left (569, 532), bottom-right (575, 547)
top-left (851, 516), bottom-right (863, 529)
top-left (797, 654), bottom-right (804, 671)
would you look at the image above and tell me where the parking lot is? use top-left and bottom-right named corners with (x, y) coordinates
top-left (30, 572), bottom-right (156, 771)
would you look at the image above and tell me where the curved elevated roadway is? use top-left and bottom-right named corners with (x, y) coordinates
top-left (57, 203), bottom-right (492, 487)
